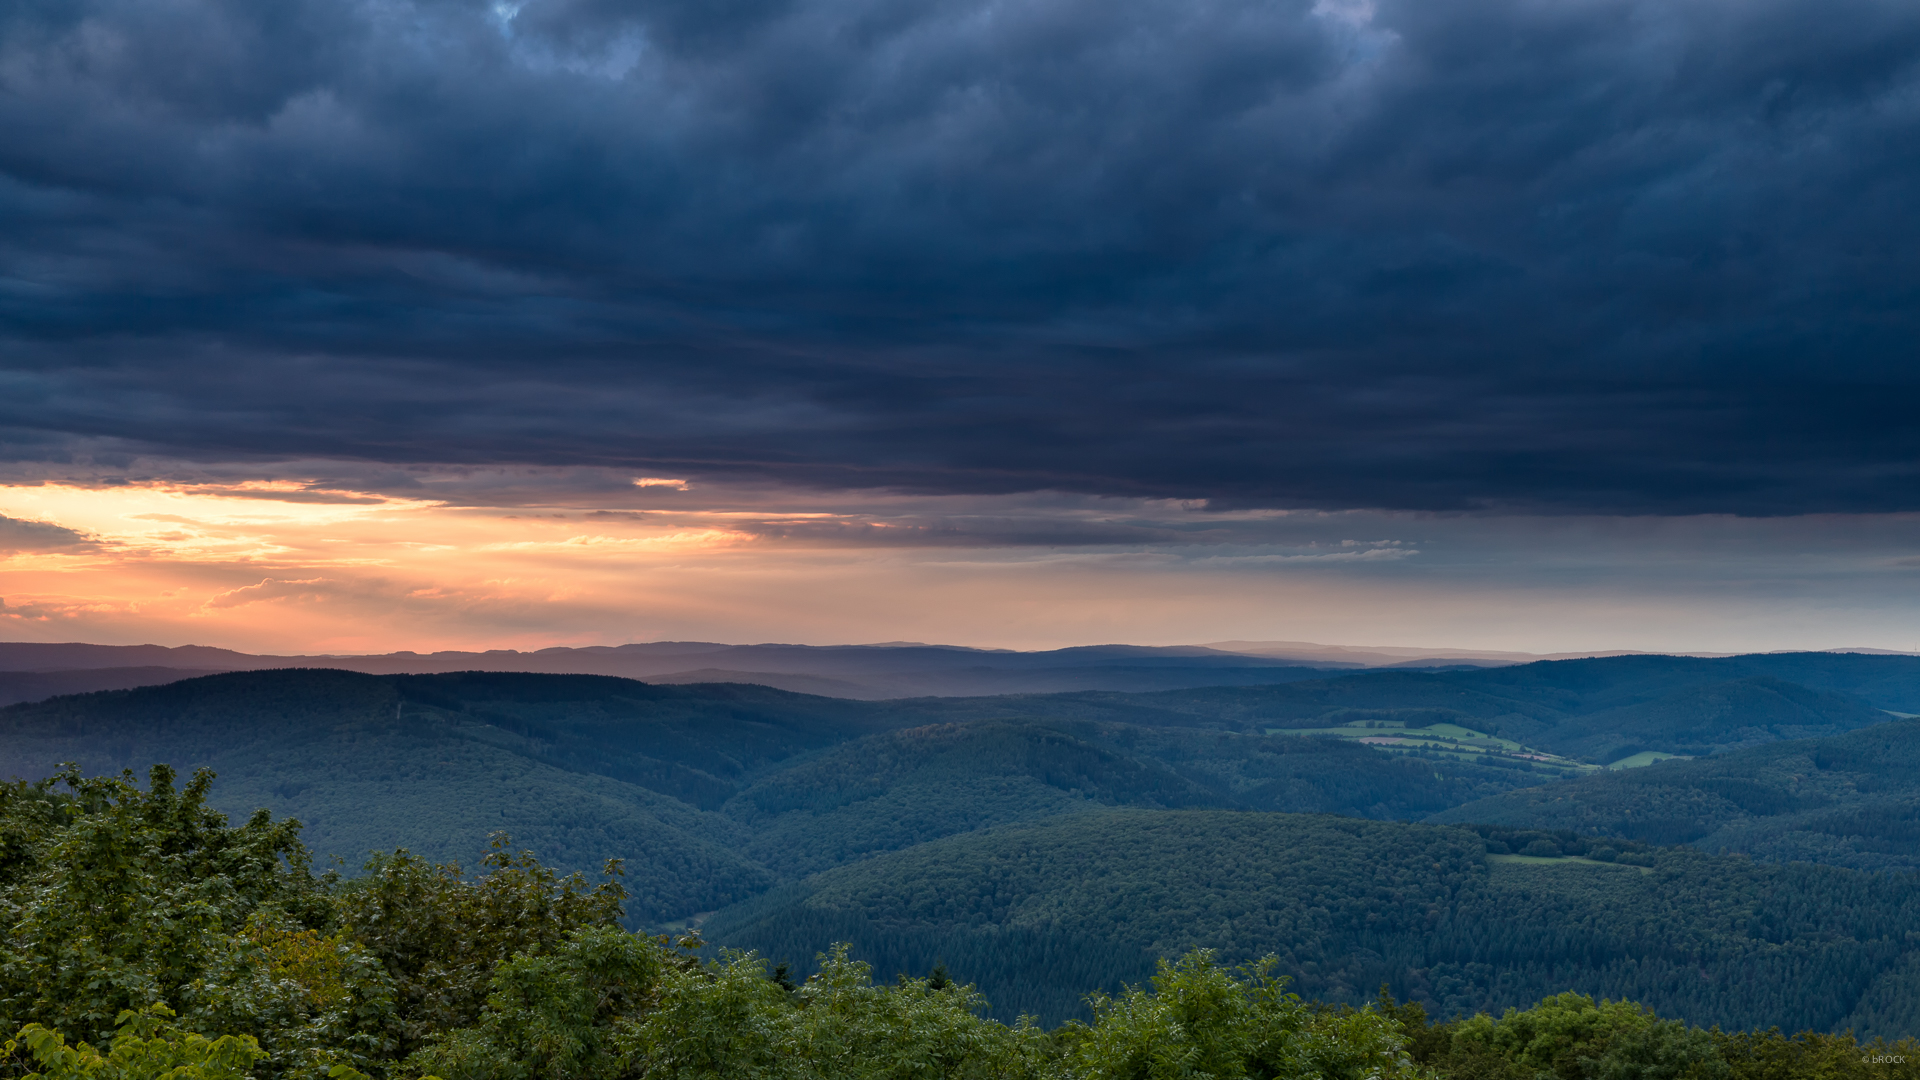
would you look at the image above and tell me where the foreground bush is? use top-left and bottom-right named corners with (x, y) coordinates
top-left (1384, 991), bottom-right (1920, 1080)
top-left (10, 1004), bottom-right (265, 1080)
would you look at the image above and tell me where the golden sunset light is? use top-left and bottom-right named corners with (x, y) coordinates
top-left (0, 477), bottom-right (1910, 656)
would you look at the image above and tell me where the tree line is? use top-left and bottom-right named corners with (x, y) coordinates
top-left (3, 766), bottom-right (1917, 1080)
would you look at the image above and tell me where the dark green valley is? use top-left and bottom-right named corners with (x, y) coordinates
top-left (3, 651), bottom-right (1920, 1052)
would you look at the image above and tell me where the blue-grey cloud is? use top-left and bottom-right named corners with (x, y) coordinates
top-left (0, 513), bottom-right (91, 551)
top-left (1, 0), bottom-right (1916, 513)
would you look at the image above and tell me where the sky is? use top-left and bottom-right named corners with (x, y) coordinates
top-left (1, 0), bottom-right (1918, 654)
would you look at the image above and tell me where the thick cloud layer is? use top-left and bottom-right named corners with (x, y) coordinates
top-left (2, 0), bottom-right (1917, 513)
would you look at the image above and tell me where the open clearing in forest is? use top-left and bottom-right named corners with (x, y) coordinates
top-left (1605, 750), bottom-right (1688, 770)
top-left (1268, 719), bottom-right (1598, 775)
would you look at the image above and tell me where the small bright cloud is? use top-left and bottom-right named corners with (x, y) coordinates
top-left (633, 477), bottom-right (691, 490)
top-left (204, 577), bottom-right (334, 610)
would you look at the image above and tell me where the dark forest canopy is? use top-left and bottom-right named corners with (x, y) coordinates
top-left (702, 809), bottom-right (1920, 1036)
top-left (2, 765), bottom-right (1917, 1080)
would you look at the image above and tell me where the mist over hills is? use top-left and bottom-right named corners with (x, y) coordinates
top-left (0, 666), bottom-right (225, 707)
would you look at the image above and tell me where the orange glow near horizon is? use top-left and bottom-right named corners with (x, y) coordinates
top-left (2, 478), bottom-right (1920, 656)
top-left (0, 480), bottom-right (774, 652)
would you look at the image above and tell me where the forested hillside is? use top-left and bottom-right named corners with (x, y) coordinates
top-left (943, 660), bottom-right (1898, 762)
top-left (0, 656), bottom-right (1917, 920)
top-left (703, 809), bottom-right (1920, 1036)
top-left (3, 657), bottom-right (1920, 1044)
top-left (4, 765), bottom-right (1913, 1080)
top-left (0, 669), bottom-right (903, 918)
top-left (1430, 717), bottom-right (1920, 869)
top-left (0, 670), bottom-right (1556, 913)
top-left (723, 721), bottom-right (1550, 877)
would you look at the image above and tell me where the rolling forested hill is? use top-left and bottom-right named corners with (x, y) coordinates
top-left (0, 669), bottom-right (847, 918)
top-left (0, 668), bottom-right (1558, 914)
top-left (0, 655), bottom-right (1913, 904)
top-left (720, 720), bottom-right (1541, 877)
top-left (702, 809), bottom-right (1920, 1037)
top-left (22, 650), bottom-right (1875, 881)
top-left (1430, 717), bottom-right (1920, 869)
top-left (5, 656), bottom-right (1920, 1038)
top-left (941, 660), bottom-right (1898, 763)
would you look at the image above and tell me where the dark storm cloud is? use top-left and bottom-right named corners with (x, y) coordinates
top-left (1, 0), bottom-right (1917, 513)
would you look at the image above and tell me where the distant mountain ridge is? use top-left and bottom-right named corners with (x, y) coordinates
top-left (2, 637), bottom-right (1916, 703)
top-left (0, 639), bottom-right (1322, 675)
top-left (0, 640), bottom-right (1343, 701)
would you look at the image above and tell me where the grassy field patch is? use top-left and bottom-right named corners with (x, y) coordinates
top-left (1270, 720), bottom-right (1599, 774)
top-left (1606, 750), bottom-right (1688, 770)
